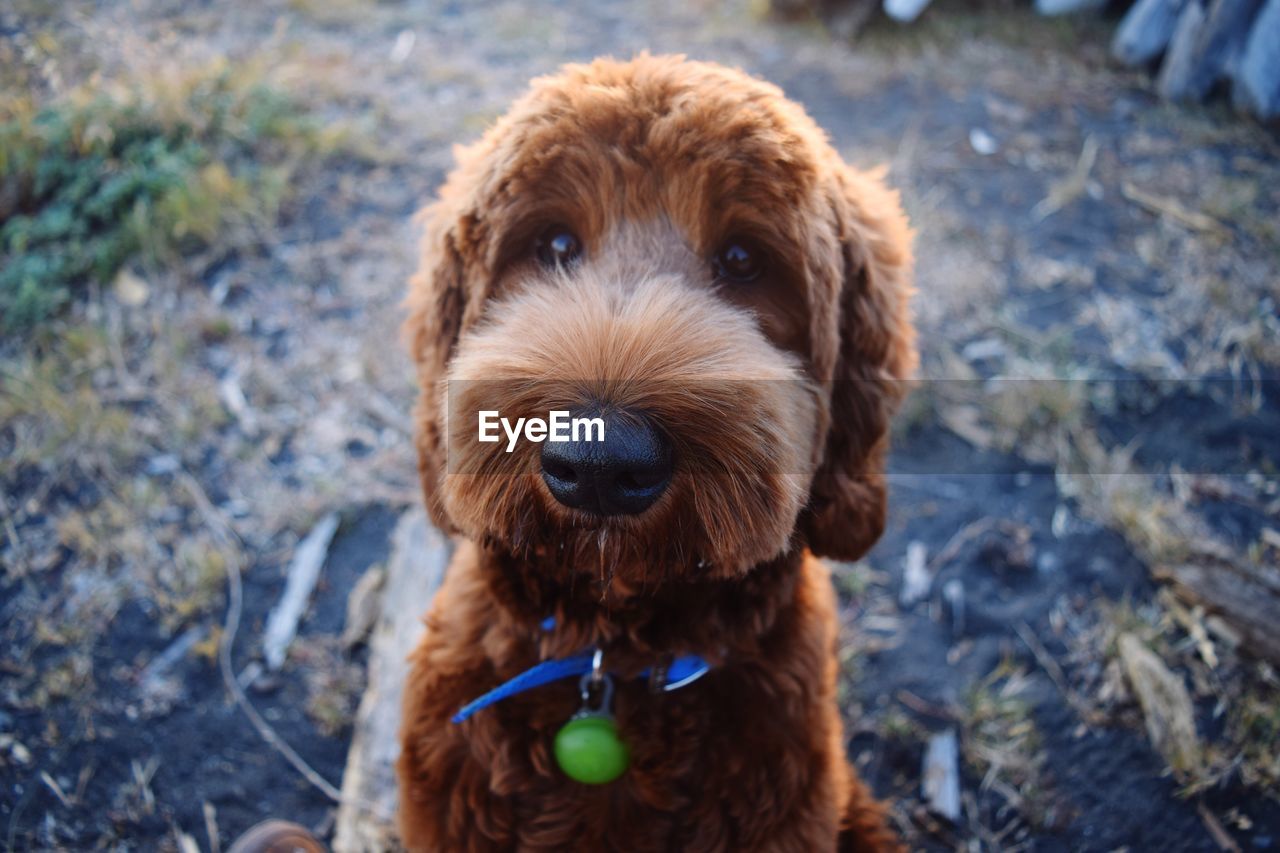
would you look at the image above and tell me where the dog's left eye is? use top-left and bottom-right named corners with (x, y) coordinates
top-left (535, 225), bottom-right (582, 269)
top-left (713, 239), bottom-right (763, 283)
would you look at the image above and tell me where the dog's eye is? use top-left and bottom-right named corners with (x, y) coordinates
top-left (535, 226), bottom-right (582, 269)
top-left (713, 239), bottom-right (763, 283)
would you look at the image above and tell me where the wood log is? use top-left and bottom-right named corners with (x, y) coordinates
top-left (1113, 0), bottom-right (1190, 65)
top-left (1159, 1), bottom-right (1212, 98)
top-left (1158, 0), bottom-right (1264, 101)
top-left (1232, 0), bottom-right (1280, 117)
top-left (1036, 0), bottom-right (1106, 18)
top-left (332, 509), bottom-right (453, 853)
top-left (1153, 553), bottom-right (1280, 665)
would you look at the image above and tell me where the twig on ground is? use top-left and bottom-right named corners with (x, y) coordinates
top-left (175, 830), bottom-right (201, 853)
top-left (1032, 135), bottom-right (1098, 222)
top-left (139, 625), bottom-right (207, 691)
top-left (204, 801), bottom-right (221, 853)
top-left (1198, 801), bottom-right (1242, 852)
top-left (897, 689), bottom-right (959, 721)
top-left (928, 518), bottom-right (999, 573)
top-left (1121, 181), bottom-right (1226, 234)
top-left (262, 512), bottom-right (340, 671)
top-left (177, 470), bottom-right (343, 803)
top-left (39, 772), bottom-right (72, 809)
top-left (217, 369), bottom-right (259, 437)
top-left (1014, 622), bottom-right (1106, 726)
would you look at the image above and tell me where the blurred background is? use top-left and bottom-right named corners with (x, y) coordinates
top-left (1, 0), bottom-right (1278, 850)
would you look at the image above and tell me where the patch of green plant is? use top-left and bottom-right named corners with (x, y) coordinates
top-left (0, 61), bottom-right (340, 333)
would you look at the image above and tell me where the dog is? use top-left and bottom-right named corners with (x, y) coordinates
top-left (399, 54), bottom-right (916, 852)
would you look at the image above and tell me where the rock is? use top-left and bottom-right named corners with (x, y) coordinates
top-left (1117, 633), bottom-right (1203, 779)
top-left (884, 0), bottom-right (934, 23)
top-left (899, 541), bottom-right (931, 608)
top-left (1113, 0), bottom-right (1189, 65)
top-left (1233, 0), bottom-right (1280, 117)
top-left (968, 127), bottom-right (999, 156)
top-left (961, 337), bottom-right (1007, 364)
top-left (921, 729), bottom-right (962, 823)
top-left (389, 29), bottom-right (415, 64)
top-left (145, 454), bottom-right (181, 476)
top-left (1158, 0), bottom-right (1265, 101)
top-left (113, 268), bottom-right (150, 307)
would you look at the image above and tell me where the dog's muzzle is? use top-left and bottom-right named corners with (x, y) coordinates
top-left (539, 407), bottom-right (673, 516)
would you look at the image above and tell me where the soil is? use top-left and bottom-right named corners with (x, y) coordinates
top-left (2, 0), bottom-right (1279, 850)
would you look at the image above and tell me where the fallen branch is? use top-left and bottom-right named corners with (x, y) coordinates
top-left (1121, 181), bottom-right (1226, 235)
top-left (262, 513), bottom-right (341, 671)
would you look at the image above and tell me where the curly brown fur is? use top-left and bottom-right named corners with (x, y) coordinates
top-left (400, 54), bottom-right (915, 852)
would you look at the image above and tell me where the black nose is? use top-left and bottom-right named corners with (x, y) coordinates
top-left (540, 409), bottom-right (673, 516)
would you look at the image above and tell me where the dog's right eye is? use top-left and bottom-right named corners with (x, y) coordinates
top-left (713, 238), bottom-right (763, 283)
top-left (535, 226), bottom-right (582, 269)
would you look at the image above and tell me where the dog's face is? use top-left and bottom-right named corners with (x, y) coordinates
top-left (406, 55), bottom-right (915, 590)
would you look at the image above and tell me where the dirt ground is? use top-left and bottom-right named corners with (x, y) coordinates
top-left (2, 0), bottom-right (1279, 850)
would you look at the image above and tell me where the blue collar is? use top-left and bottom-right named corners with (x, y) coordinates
top-left (452, 630), bottom-right (713, 724)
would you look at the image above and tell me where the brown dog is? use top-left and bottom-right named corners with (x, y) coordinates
top-left (399, 54), bottom-right (915, 852)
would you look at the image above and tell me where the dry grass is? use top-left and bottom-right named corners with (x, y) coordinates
top-left (1066, 595), bottom-right (1280, 800)
top-left (961, 659), bottom-right (1056, 831)
top-left (295, 637), bottom-right (367, 738)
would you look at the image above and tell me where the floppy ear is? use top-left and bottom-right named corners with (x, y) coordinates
top-left (801, 165), bottom-right (917, 561)
top-left (403, 168), bottom-right (493, 532)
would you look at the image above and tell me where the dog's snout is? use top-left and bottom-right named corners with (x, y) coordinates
top-left (540, 409), bottom-right (672, 516)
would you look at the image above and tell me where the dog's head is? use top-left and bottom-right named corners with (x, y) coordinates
top-left (406, 55), bottom-right (915, 589)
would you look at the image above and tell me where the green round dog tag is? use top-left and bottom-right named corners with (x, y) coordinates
top-left (554, 714), bottom-right (630, 784)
